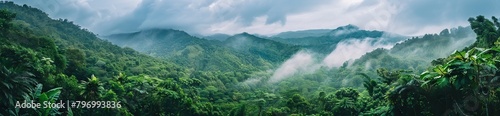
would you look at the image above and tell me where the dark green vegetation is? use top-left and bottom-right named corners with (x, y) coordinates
top-left (2, 1), bottom-right (500, 116)
top-left (104, 30), bottom-right (300, 72)
top-left (0, 2), bottom-right (219, 115)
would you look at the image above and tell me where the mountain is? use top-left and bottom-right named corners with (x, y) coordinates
top-left (270, 24), bottom-right (365, 39)
top-left (0, 2), bottom-right (223, 115)
top-left (269, 25), bottom-right (407, 54)
top-left (224, 33), bottom-right (301, 63)
top-left (272, 29), bottom-right (331, 39)
top-left (201, 33), bottom-right (231, 41)
top-left (4, 1), bottom-right (500, 116)
top-left (352, 26), bottom-right (476, 71)
top-left (104, 30), bottom-right (300, 71)
top-left (0, 3), bottom-right (183, 80)
top-left (104, 28), bottom-right (213, 56)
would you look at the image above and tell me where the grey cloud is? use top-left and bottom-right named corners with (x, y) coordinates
top-left (12, 0), bottom-right (500, 36)
top-left (13, 0), bottom-right (331, 35)
top-left (351, 0), bottom-right (500, 35)
top-left (15, 0), bottom-right (95, 24)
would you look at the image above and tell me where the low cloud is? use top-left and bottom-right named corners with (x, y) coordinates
top-left (323, 38), bottom-right (394, 68)
top-left (268, 37), bottom-right (395, 83)
top-left (268, 51), bottom-right (320, 83)
top-left (268, 32), bottom-right (474, 83)
top-left (242, 78), bottom-right (261, 86)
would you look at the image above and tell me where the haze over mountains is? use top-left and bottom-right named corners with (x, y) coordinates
top-left (3, 1), bottom-right (499, 116)
top-left (103, 22), bottom-right (475, 82)
top-left (104, 24), bottom-right (411, 66)
top-left (103, 29), bottom-right (301, 71)
top-left (14, 0), bottom-right (500, 36)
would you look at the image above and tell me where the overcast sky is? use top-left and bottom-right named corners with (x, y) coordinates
top-left (13, 0), bottom-right (500, 36)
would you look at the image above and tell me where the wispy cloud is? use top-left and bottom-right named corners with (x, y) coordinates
top-left (13, 0), bottom-right (500, 36)
top-left (323, 38), bottom-right (394, 68)
top-left (268, 50), bottom-right (320, 83)
top-left (268, 37), bottom-right (395, 83)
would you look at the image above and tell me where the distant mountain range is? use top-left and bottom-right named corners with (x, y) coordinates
top-left (103, 29), bottom-right (300, 71)
top-left (266, 24), bottom-right (407, 54)
top-left (103, 23), bottom-right (474, 73)
top-left (352, 26), bottom-right (475, 71)
top-left (272, 29), bottom-right (332, 39)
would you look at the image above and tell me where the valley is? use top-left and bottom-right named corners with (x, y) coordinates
top-left (1, 1), bottom-right (500, 116)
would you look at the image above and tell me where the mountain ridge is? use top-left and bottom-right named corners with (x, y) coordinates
top-left (104, 29), bottom-right (301, 71)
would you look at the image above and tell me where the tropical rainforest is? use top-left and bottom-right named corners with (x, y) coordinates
top-left (1, 1), bottom-right (500, 116)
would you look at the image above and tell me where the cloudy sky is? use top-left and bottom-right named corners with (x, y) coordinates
top-left (13, 0), bottom-right (500, 36)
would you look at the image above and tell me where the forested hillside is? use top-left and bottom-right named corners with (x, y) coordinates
top-left (268, 24), bottom-right (407, 54)
top-left (2, 1), bottom-right (500, 116)
top-left (272, 29), bottom-right (331, 39)
top-left (352, 26), bottom-right (476, 72)
top-left (104, 29), bottom-right (300, 71)
top-left (0, 2), bottom-right (222, 115)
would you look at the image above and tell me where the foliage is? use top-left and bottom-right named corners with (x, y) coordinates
top-left (1, 1), bottom-right (500, 116)
top-left (105, 30), bottom-right (300, 72)
top-left (28, 84), bottom-right (63, 116)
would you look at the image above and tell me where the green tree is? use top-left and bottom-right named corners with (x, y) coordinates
top-left (286, 94), bottom-right (309, 114)
top-left (229, 104), bottom-right (247, 116)
top-left (0, 9), bottom-right (15, 33)
top-left (81, 75), bottom-right (101, 101)
top-left (64, 48), bottom-right (88, 80)
top-left (257, 99), bottom-right (266, 116)
top-left (334, 88), bottom-right (359, 100)
top-left (468, 16), bottom-right (500, 48)
top-left (0, 65), bottom-right (36, 115)
top-left (330, 88), bottom-right (360, 115)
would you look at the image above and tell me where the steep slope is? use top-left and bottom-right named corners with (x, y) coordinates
top-left (0, 2), bottom-right (224, 115)
top-left (0, 2), bottom-right (182, 80)
top-left (269, 25), bottom-right (407, 54)
top-left (352, 26), bottom-right (476, 71)
top-left (224, 33), bottom-right (301, 63)
top-left (200, 33), bottom-right (231, 41)
top-left (104, 29), bottom-right (215, 57)
top-left (104, 30), bottom-right (300, 71)
top-left (272, 29), bottom-right (331, 39)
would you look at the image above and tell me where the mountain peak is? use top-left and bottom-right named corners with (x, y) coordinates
top-left (232, 32), bottom-right (257, 38)
top-left (141, 28), bottom-right (186, 34)
top-left (328, 24), bottom-right (363, 37)
top-left (106, 28), bottom-right (193, 39)
top-left (237, 32), bottom-right (251, 36)
top-left (336, 24), bottom-right (359, 30)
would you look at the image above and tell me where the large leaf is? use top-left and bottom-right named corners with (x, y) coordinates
top-left (34, 84), bottom-right (42, 99)
top-left (38, 93), bottom-right (48, 104)
top-left (433, 65), bottom-right (446, 75)
top-left (451, 50), bottom-right (466, 60)
top-left (465, 48), bottom-right (476, 59)
top-left (44, 87), bottom-right (62, 102)
top-left (436, 78), bottom-right (450, 89)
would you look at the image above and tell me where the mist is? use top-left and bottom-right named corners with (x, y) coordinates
top-left (268, 37), bottom-right (396, 83)
top-left (268, 51), bottom-right (320, 83)
top-left (391, 30), bottom-right (476, 61)
top-left (323, 38), bottom-right (394, 68)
